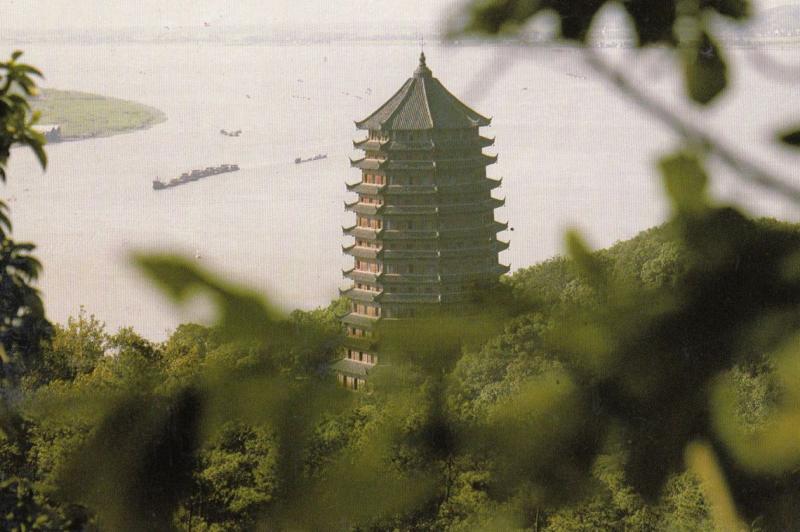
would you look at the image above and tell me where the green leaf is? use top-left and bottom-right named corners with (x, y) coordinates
top-left (623, 0), bottom-right (677, 46)
top-left (460, 0), bottom-right (544, 35)
top-left (778, 127), bottom-right (800, 148)
top-left (659, 151), bottom-right (709, 215)
top-left (133, 254), bottom-right (284, 345)
top-left (564, 230), bottom-right (606, 289)
top-left (702, 0), bottom-right (750, 20)
top-left (682, 32), bottom-right (728, 105)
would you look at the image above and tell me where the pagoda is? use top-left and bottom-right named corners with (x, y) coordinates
top-left (333, 53), bottom-right (509, 390)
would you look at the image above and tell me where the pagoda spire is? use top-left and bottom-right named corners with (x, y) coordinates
top-left (414, 51), bottom-right (432, 77)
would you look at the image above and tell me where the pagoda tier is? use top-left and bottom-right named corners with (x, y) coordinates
top-left (352, 135), bottom-right (496, 151)
top-left (346, 177), bottom-right (503, 194)
top-left (335, 53), bottom-right (510, 391)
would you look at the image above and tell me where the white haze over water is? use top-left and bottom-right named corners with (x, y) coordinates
top-left (3, 40), bottom-right (800, 339)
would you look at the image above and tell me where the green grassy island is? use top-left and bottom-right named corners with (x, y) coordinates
top-left (31, 88), bottom-right (166, 141)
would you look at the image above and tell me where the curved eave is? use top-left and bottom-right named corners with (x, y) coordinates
top-left (357, 137), bottom-right (495, 154)
top-left (339, 287), bottom-right (383, 303)
top-left (386, 160), bottom-right (435, 171)
top-left (437, 221), bottom-right (508, 237)
top-left (343, 226), bottom-right (383, 240)
top-left (340, 312), bottom-right (381, 329)
top-left (343, 245), bottom-right (380, 260)
top-left (493, 221), bottom-right (510, 233)
top-left (346, 182), bottom-right (386, 194)
top-left (431, 76), bottom-right (492, 127)
top-left (331, 358), bottom-right (372, 378)
top-left (350, 157), bottom-right (385, 170)
top-left (487, 177), bottom-right (502, 190)
top-left (383, 140), bottom-right (436, 152)
top-left (342, 335), bottom-right (379, 352)
top-left (343, 268), bottom-right (384, 284)
top-left (381, 230), bottom-right (439, 240)
top-left (381, 293), bottom-right (441, 304)
top-left (380, 249), bottom-right (439, 260)
top-left (381, 272), bottom-right (443, 283)
top-left (382, 205), bottom-right (438, 216)
top-left (438, 241), bottom-right (510, 258)
top-left (384, 185), bottom-right (437, 195)
top-left (346, 202), bottom-right (384, 216)
top-left (437, 198), bottom-right (505, 215)
top-left (432, 154), bottom-right (497, 170)
top-left (433, 136), bottom-right (495, 150)
top-left (353, 137), bottom-right (390, 150)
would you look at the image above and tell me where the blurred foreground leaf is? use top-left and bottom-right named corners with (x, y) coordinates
top-left (682, 32), bottom-right (728, 105)
top-left (134, 254), bottom-right (284, 345)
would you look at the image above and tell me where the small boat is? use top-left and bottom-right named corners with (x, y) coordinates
top-left (294, 154), bottom-right (328, 164)
top-left (152, 163), bottom-right (240, 190)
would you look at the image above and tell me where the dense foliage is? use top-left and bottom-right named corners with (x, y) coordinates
top-left (2, 220), bottom-right (792, 530)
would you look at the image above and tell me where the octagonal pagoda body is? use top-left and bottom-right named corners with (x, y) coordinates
top-left (334, 54), bottom-right (509, 390)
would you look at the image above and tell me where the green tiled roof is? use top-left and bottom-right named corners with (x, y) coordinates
top-left (331, 358), bottom-right (371, 378)
top-left (339, 286), bottom-right (382, 303)
top-left (356, 53), bottom-right (490, 131)
top-left (353, 136), bottom-right (495, 152)
top-left (340, 312), bottom-right (380, 329)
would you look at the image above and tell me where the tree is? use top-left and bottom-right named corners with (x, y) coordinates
top-left (0, 51), bottom-right (49, 391)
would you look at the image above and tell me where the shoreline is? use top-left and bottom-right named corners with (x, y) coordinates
top-left (31, 88), bottom-right (167, 143)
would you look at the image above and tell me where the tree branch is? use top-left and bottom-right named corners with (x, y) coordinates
top-left (583, 46), bottom-right (800, 204)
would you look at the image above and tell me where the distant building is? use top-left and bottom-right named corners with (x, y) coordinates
top-left (333, 53), bottom-right (509, 390)
top-left (33, 124), bottom-right (62, 143)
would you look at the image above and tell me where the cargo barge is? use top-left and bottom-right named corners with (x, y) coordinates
top-left (152, 164), bottom-right (239, 190)
top-left (294, 153), bottom-right (327, 164)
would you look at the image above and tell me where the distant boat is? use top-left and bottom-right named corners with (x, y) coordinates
top-left (294, 154), bottom-right (327, 164)
top-left (152, 163), bottom-right (240, 190)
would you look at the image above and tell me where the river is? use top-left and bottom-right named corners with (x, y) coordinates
top-left (3, 41), bottom-right (799, 339)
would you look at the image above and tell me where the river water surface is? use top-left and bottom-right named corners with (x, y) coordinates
top-left (4, 41), bottom-right (800, 339)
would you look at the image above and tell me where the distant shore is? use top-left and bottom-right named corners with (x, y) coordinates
top-left (31, 89), bottom-right (166, 141)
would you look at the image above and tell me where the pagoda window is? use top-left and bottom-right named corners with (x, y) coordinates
top-left (355, 260), bottom-right (379, 273)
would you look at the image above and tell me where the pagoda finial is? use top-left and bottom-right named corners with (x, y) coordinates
top-left (414, 51), bottom-right (431, 77)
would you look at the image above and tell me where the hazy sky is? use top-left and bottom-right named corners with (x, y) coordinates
top-left (1, 0), bottom-right (796, 32)
top-left (1, 0), bottom-right (448, 31)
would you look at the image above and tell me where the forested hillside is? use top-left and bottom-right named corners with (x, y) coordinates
top-left (2, 221), bottom-right (791, 530)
